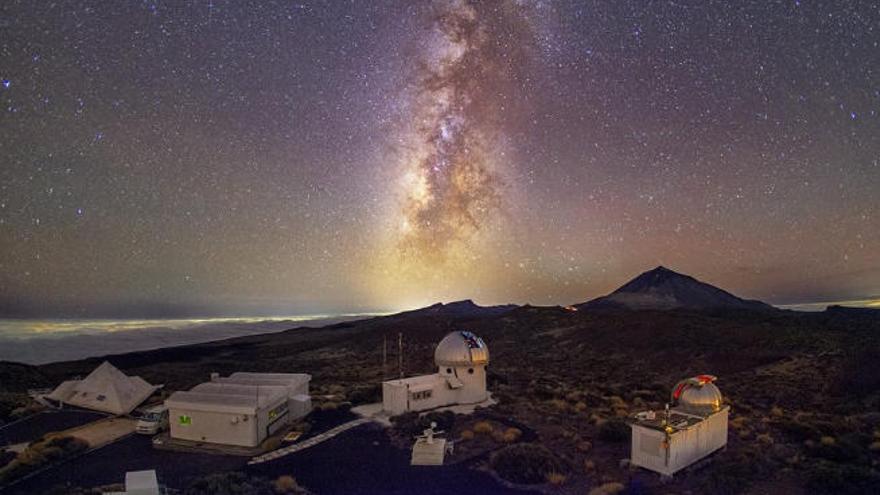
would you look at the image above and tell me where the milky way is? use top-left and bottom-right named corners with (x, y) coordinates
top-left (1, 1), bottom-right (878, 317)
top-left (395, 0), bottom-right (536, 263)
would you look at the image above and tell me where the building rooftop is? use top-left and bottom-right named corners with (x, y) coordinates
top-left (631, 406), bottom-right (728, 434)
top-left (166, 382), bottom-right (287, 414)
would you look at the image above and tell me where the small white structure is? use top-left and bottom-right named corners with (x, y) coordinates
top-left (630, 375), bottom-right (729, 476)
top-left (411, 421), bottom-right (448, 466)
top-left (105, 469), bottom-right (161, 495)
top-left (47, 361), bottom-right (158, 415)
top-left (382, 331), bottom-right (489, 416)
top-left (164, 372), bottom-right (311, 448)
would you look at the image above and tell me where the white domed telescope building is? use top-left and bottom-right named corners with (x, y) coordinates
top-left (382, 331), bottom-right (490, 416)
top-left (629, 375), bottom-right (729, 477)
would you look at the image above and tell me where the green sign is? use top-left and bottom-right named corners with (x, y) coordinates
top-left (179, 414), bottom-right (192, 426)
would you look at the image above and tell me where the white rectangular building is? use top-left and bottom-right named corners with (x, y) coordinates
top-left (630, 375), bottom-right (729, 476)
top-left (165, 372), bottom-right (311, 448)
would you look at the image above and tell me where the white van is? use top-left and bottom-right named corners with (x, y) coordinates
top-left (136, 404), bottom-right (169, 435)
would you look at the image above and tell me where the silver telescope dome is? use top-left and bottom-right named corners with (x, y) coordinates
top-left (434, 331), bottom-right (489, 367)
top-left (672, 375), bottom-right (723, 413)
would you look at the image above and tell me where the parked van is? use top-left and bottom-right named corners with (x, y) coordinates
top-left (136, 404), bottom-right (168, 435)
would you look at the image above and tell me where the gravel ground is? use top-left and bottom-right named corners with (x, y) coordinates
top-left (3, 434), bottom-right (246, 494)
top-left (5, 422), bottom-right (533, 494)
top-left (248, 422), bottom-right (534, 495)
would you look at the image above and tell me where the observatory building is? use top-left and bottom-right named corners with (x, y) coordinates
top-left (382, 331), bottom-right (489, 416)
top-left (629, 375), bottom-right (729, 476)
top-left (165, 372), bottom-right (311, 447)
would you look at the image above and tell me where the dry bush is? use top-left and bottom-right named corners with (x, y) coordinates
top-left (274, 475), bottom-right (302, 494)
top-left (460, 429), bottom-right (475, 440)
top-left (583, 459), bottom-right (595, 472)
top-left (502, 427), bottom-right (522, 443)
top-left (574, 401), bottom-right (588, 413)
top-left (545, 471), bottom-right (567, 485)
top-left (489, 443), bottom-right (568, 485)
top-left (820, 436), bottom-right (836, 446)
top-left (549, 399), bottom-right (568, 412)
top-left (576, 440), bottom-right (593, 452)
top-left (756, 433), bottom-right (774, 445)
top-left (473, 421), bottom-right (494, 434)
top-left (0, 435), bottom-right (89, 485)
top-left (770, 406), bottom-right (784, 418)
top-left (588, 481), bottom-right (625, 495)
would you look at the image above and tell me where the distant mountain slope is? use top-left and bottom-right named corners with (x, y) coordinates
top-left (578, 266), bottom-right (775, 311)
top-left (391, 299), bottom-right (518, 319)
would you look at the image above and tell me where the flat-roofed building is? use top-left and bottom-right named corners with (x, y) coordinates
top-left (165, 372), bottom-right (311, 447)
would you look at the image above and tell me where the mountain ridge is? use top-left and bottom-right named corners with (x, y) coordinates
top-left (578, 266), bottom-right (775, 311)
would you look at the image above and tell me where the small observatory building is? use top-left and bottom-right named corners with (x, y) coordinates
top-left (630, 375), bottom-right (729, 476)
top-left (382, 330), bottom-right (489, 416)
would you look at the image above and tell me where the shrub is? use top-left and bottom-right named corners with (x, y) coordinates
top-left (502, 427), bottom-right (522, 443)
top-left (273, 475), bottom-right (306, 494)
top-left (489, 443), bottom-right (568, 484)
top-left (185, 471), bottom-right (276, 495)
top-left (804, 459), bottom-right (880, 494)
top-left (346, 384), bottom-right (381, 405)
top-left (809, 433), bottom-right (869, 464)
top-left (390, 412), bottom-right (421, 437)
top-left (756, 433), bottom-right (774, 445)
top-left (473, 421), bottom-right (494, 434)
top-left (460, 429), bottom-right (475, 440)
top-left (774, 417), bottom-right (819, 442)
top-left (583, 459), bottom-right (595, 472)
top-left (576, 440), bottom-right (592, 452)
top-left (588, 482), bottom-right (625, 495)
top-left (0, 435), bottom-right (89, 485)
top-left (597, 419), bottom-right (629, 443)
top-left (574, 401), bottom-right (588, 412)
top-left (545, 471), bottom-right (567, 485)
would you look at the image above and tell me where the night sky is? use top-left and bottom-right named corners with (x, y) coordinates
top-left (1, 1), bottom-right (878, 318)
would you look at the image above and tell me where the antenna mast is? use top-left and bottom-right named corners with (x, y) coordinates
top-left (382, 334), bottom-right (388, 380)
top-left (398, 332), bottom-right (403, 379)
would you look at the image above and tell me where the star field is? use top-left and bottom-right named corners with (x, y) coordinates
top-left (1, 1), bottom-right (878, 317)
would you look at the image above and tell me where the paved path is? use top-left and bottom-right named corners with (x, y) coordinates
top-left (66, 417), bottom-right (137, 448)
top-left (248, 418), bottom-right (371, 465)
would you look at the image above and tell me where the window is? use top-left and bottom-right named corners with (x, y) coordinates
top-left (446, 368), bottom-right (452, 374)
top-left (468, 368), bottom-right (474, 374)
top-left (269, 402), bottom-right (288, 420)
top-left (96, 394), bottom-right (106, 401)
top-left (411, 390), bottom-right (433, 401)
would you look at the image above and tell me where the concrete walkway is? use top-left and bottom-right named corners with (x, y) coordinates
top-left (66, 417), bottom-right (137, 448)
top-left (248, 418), bottom-right (371, 465)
